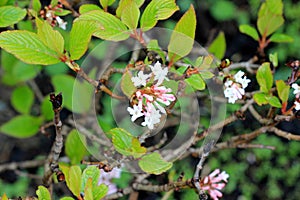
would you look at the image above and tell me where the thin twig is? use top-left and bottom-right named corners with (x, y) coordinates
top-left (0, 159), bottom-right (45, 173)
top-left (268, 126), bottom-right (300, 141)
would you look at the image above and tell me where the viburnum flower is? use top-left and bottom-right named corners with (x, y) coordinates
top-left (56, 16), bottom-right (67, 30)
top-left (200, 169), bottom-right (229, 200)
top-left (292, 83), bottom-right (300, 97)
top-left (294, 101), bottom-right (300, 110)
top-left (98, 168), bottom-right (121, 195)
top-left (127, 62), bottom-right (175, 129)
top-left (224, 70), bottom-right (250, 104)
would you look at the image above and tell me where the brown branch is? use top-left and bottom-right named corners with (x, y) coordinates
top-left (268, 126), bottom-right (300, 141)
top-left (0, 159), bottom-right (45, 173)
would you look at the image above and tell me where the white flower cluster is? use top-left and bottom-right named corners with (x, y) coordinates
top-left (127, 62), bottom-right (175, 129)
top-left (223, 70), bottom-right (251, 104)
top-left (45, 11), bottom-right (67, 30)
top-left (292, 83), bottom-right (300, 110)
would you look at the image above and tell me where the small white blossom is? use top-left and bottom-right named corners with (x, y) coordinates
top-left (294, 101), bottom-right (300, 110)
top-left (149, 61), bottom-right (169, 85)
top-left (127, 104), bottom-right (143, 121)
top-left (292, 83), bottom-right (300, 95)
top-left (234, 70), bottom-right (251, 88)
top-left (142, 104), bottom-right (161, 129)
top-left (234, 70), bottom-right (245, 82)
top-left (56, 16), bottom-right (67, 30)
top-left (131, 71), bottom-right (150, 87)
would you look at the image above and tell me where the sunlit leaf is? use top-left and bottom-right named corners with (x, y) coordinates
top-left (79, 4), bottom-right (102, 14)
top-left (185, 74), bottom-right (205, 90)
top-left (239, 24), bottom-right (259, 41)
top-left (121, 71), bottom-right (136, 98)
top-left (269, 33), bottom-right (293, 43)
top-left (0, 31), bottom-right (61, 65)
top-left (36, 186), bottom-right (51, 200)
top-left (116, 0), bottom-right (144, 17)
top-left (253, 93), bottom-right (268, 106)
top-left (138, 152), bottom-right (172, 175)
top-left (268, 96), bottom-right (281, 108)
top-left (32, 0), bottom-right (41, 12)
top-left (120, 1), bottom-right (140, 29)
top-left (100, 0), bottom-right (115, 9)
top-left (168, 5), bottom-right (196, 64)
top-left (69, 166), bottom-right (82, 197)
top-left (140, 0), bottom-right (178, 31)
top-left (0, 6), bottom-right (26, 27)
top-left (276, 80), bottom-right (290, 103)
top-left (256, 62), bottom-right (273, 93)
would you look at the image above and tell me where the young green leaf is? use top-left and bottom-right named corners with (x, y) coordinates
top-left (168, 5), bottom-right (196, 64)
top-left (84, 179), bottom-right (94, 200)
top-left (138, 152), bottom-right (172, 175)
top-left (269, 52), bottom-right (278, 67)
top-left (121, 71), bottom-right (137, 98)
top-left (79, 4), bottom-right (102, 14)
top-left (99, 0), bottom-right (116, 9)
top-left (77, 10), bottom-right (129, 41)
top-left (0, 31), bottom-right (61, 65)
top-left (11, 85), bottom-right (34, 114)
top-left (256, 62), bottom-right (273, 93)
top-left (59, 164), bottom-right (70, 187)
top-left (239, 24), bottom-right (259, 41)
top-left (36, 186), bottom-right (51, 200)
top-left (269, 33), bottom-right (293, 43)
top-left (185, 74), bottom-right (205, 90)
top-left (68, 166), bottom-right (82, 197)
top-left (257, 0), bottom-right (284, 37)
top-left (32, 0), bottom-right (41, 12)
top-left (116, 0), bottom-right (144, 17)
top-left (268, 96), bottom-right (282, 108)
top-left (109, 128), bottom-right (146, 158)
top-left (276, 80), bottom-right (290, 103)
top-left (81, 165), bottom-right (100, 191)
top-left (208, 31), bottom-right (226, 60)
top-left (120, 1), bottom-right (140, 30)
top-left (36, 18), bottom-right (65, 55)
top-left (69, 20), bottom-right (97, 60)
top-left (92, 185), bottom-right (109, 200)
top-left (0, 115), bottom-right (42, 138)
top-left (0, 6), bottom-right (26, 27)
top-left (140, 0), bottom-right (179, 31)
top-left (1, 194), bottom-right (8, 200)
top-left (65, 129), bottom-right (87, 165)
top-left (200, 70), bottom-right (214, 79)
top-left (253, 93), bottom-right (268, 106)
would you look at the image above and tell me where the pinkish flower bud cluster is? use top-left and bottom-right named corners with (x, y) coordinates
top-left (223, 70), bottom-right (250, 103)
top-left (201, 169), bottom-right (229, 200)
top-left (39, 2), bottom-right (67, 30)
top-left (292, 83), bottom-right (300, 110)
top-left (127, 61), bottom-right (176, 129)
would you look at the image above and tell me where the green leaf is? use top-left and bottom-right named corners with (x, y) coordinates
top-left (11, 85), bottom-right (34, 114)
top-left (1, 194), bottom-right (8, 200)
top-left (199, 70), bottom-right (214, 79)
top-left (185, 74), bottom-right (205, 90)
top-left (269, 33), bottom-right (294, 43)
top-left (0, 6), bottom-right (26, 27)
top-left (0, 0), bottom-right (8, 6)
top-left (52, 74), bottom-right (94, 113)
top-left (239, 24), bottom-right (259, 41)
top-left (60, 197), bottom-right (74, 200)
top-left (65, 129), bottom-right (87, 165)
top-left (36, 18), bottom-right (64, 55)
top-left (208, 31), bottom-right (226, 60)
top-left (257, 0), bottom-right (284, 37)
top-left (59, 164), bottom-right (70, 187)
top-left (79, 4), bottom-right (102, 14)
top-left (84, 179), bottom-right (93, 200)
top-left (168, 5), bottom-right (196, 64)
top-left (41, 96), bottom-right (54, 121)
top-left (253, 93), bottom-right (268, 106)
top-left (269, 52), bottom-right (278, 67)
top-left (110, 128), bottom-right (146, 158)
top-left (69, 20), bottom-right (97, 60)
top-left (0, 115), bottom-right (42, 138)
top-left (209, 0), bottom-right (236, 21)
top-left (69, 166), bottom-right (82, 197)
top-left (140, 0), bottom-right (179, 31)
top-left (120, 1), bottom-right (140, 30)
top-left (116, 0), bottom-right (144, 17)
top-left (32, 0), bottom-right (41, 12)
top-left (121, 71), bottom-right (137, 98)
top-left (99, 0), bottom-right (116, 9)
top-left (256, 62), bottom-right (273, 93)
top-left (0, 31), bottom-right (61, 65)
top-left (54, 8), bottom-right (72, 16)
top-left (268, 96), bottom-right (282, 108)
top-left (276, 80), bottom-right (290, 103)
top-left (77, 10), bottom-right (129, 41)
top-left (36, 186), bottom-right (51, 200)
top-left (138, 152), bottom-right (172, 175)
top-left (92, 184), bottom-right (108, 200)
top-left (81, 166), bottom-right (100, 191)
